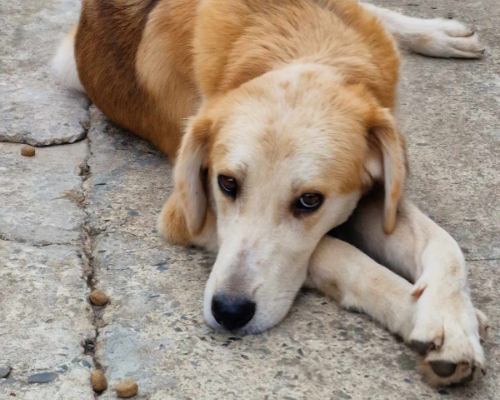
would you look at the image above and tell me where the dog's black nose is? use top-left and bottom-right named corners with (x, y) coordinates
top-left (211, 294), bottom-right (256, 330)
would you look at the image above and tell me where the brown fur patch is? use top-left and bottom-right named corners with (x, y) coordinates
top-left (75, 0), bottom-right (404, 244)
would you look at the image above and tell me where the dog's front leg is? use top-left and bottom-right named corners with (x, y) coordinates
top-left (306, 236), bottom-right (416, 342)
top-left (360, 2), bottom-right (485, 58)
top-left (334, 190), bottom-right (488, 387)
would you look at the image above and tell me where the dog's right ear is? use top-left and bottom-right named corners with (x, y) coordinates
top-left (363, 107), bottom-right (407, 235)
top-left (158, 116), bottom-right (212, 244)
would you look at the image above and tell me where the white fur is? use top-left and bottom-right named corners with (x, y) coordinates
top-left (408, 219), bottom-right (485, 385)
top-left (318, 194), bottom-right (487, 386)
top-left (307, 237), bottom-right (417, 340)
top-left (199, 65), bottom-right (364, 334)
top-left (52, 27), bottom-right (85, 92)
top-left (361, 3), bottom-right (486, 58)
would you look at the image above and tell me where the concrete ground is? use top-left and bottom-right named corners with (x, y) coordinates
top-left (0, 0), bottom-right (498, 399)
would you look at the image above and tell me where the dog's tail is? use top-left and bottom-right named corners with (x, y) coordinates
top-left (52, 25), bottom-right (85, 92)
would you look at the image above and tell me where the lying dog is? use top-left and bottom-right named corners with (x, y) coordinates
top-left (54, 0), bottom-right (488, 387)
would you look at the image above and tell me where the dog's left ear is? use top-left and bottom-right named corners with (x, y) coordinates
top-left (173, 116), bottom-right (213, 237)
top-left (158, 116), bottom-right (212, 245)
top-left (364, 107), bottom-right (407, 234)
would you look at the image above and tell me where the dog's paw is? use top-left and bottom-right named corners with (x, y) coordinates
top-left (409, 284), bottom-right (487, 387)
top-left (157, 194), bottom-right (191, 245)
top-left (409, 18), bottom-right (485, 59)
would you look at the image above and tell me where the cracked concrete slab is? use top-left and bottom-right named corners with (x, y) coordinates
top-left (84, 106), bottom-right (172, 240)
top-left (1, 0), bottom-right (499, 399)
top-left (0, 0), bottom-right (90, 146)
top-left (0, 1), bottom-right (95, 398)
top-left (0, 241), bottom-right (95, 400)
top-left (0, 141), bottom-right (88, 245)
top-left (86, 106), bottom-right (499, 399)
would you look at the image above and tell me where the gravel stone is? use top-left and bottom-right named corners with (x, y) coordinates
top-left (27, 372), bottom-right (58, 384)
top-left (0, 367), bottom-right (11, 379)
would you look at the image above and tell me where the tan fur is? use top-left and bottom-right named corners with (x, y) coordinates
top-left (75, 0), bottom-right (404, 241)
top-left (61, 0), bottom-right (492, 387)
top-left (58, 0), bottom-right (487, 387)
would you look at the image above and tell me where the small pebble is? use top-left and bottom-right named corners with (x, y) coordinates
top-left (27, 372), bottom-right (58, 383)
top-left (115, 380), bottom-right (138, 398)
top-left (84, 339), bottom-right (95, 353)
top-left (90, 370), bottom-right (107, 392)
top-left (0, 366), bottom-right (11, 378)
top-left (89, 289), bottom-right (108, 306)
top-left (21, 145), bottom-right (36, 157)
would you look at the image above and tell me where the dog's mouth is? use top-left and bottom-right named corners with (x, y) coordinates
top-left (208, 320), bottom-right (264, 336)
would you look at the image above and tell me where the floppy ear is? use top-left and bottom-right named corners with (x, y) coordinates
top-left (364, 108), bottom-right (407, 234)
top-left (170, 116), bottom-right (212, 237)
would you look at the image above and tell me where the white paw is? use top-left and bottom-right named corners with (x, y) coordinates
top-left (409, 18), bottom-right (485, 59)
top-left (409, 282), bottom-right (487, 387)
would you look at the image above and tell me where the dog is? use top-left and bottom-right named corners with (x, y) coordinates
top-left (54, 0), bottom-right (488, 387)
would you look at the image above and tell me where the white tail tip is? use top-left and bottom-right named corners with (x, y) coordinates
top-left (52, 25), bottom-right (85, 93)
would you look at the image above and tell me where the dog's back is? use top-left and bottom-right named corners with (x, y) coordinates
top-left (61, 0), bottom-right (398, 157)
top-left (71, 0), bottom-right (200, 156)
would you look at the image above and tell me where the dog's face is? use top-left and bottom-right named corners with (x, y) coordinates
top-left (162, 65), bottom-right (406, 333)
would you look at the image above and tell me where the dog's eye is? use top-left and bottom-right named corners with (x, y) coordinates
top-left (294, 193), bottom-right (323, 215)
top-left (218, 175), bottom-right (238, 198)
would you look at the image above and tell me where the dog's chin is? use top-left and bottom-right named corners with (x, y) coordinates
top-left (205, 320), bottom-right (265, 336)
top-left (203, 315), bottom-right (279, 336)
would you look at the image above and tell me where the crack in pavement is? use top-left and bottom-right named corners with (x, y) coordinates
top-left (78, 104), bottom-right (107, 398)
top-left (0, 234), bottom-right (79, 247)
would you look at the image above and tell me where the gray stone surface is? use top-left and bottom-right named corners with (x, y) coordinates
top-left (84, 106), bottom-right (172, 241)
top-left (0, 0), bottom-right (90, 146)
top-left (0, 2), bottom-right (96, 398)
top-left (0, 141), bottom-right (88, 245)
top-left (0, 241), bottom-right (95, 399)
top-left (0, 0), bottom-right (498, 399)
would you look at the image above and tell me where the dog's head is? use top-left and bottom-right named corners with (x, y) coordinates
top-left (160, 64), bottom-right (406, 333)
